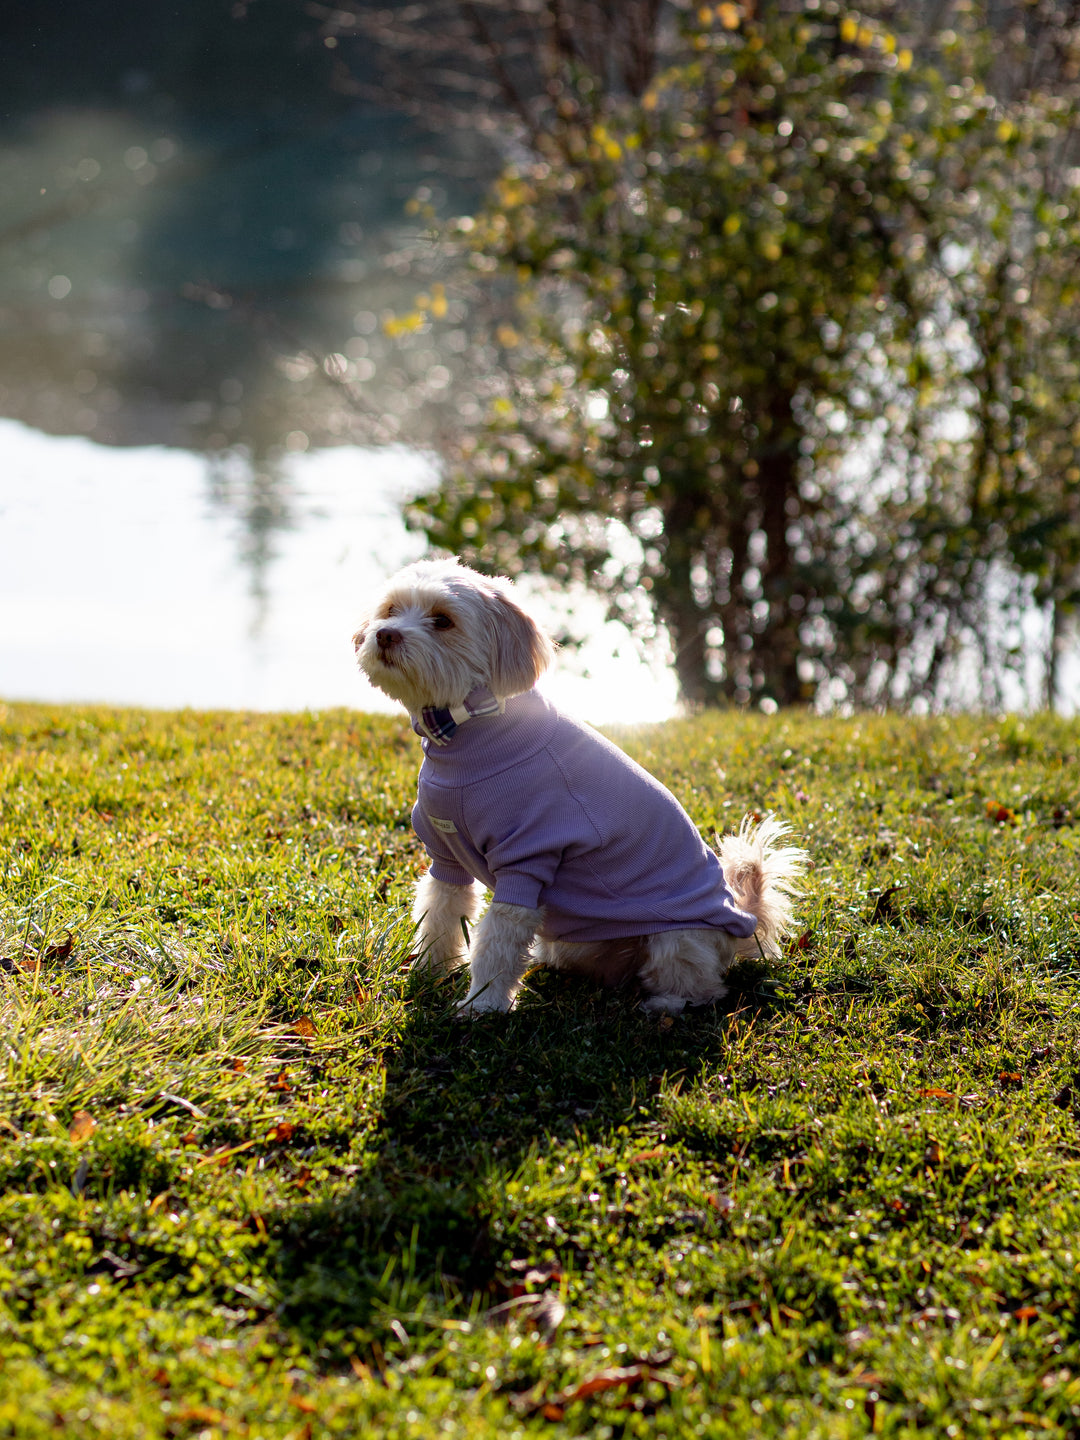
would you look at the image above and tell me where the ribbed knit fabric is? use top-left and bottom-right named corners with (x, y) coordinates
top-left (411, 688), bottom-right (757, 944)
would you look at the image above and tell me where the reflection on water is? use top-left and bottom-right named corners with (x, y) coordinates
top-left (0, 1), bottom-right (522, 716)
top-left (0, 420), bottom-right (678, 721)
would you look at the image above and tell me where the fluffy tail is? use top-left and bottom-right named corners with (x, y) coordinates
top-left (716, 816), bottom-right (808, 958)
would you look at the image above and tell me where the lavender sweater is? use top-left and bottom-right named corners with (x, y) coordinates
top-left (411, 689), bottom-right (756, 945)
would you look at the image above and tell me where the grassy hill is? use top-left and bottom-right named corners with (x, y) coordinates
top-left (1, 699), bottom-right (1079, 1437)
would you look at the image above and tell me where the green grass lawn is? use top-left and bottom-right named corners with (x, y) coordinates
top-left (2, 699), bottom-right (1080, 1438)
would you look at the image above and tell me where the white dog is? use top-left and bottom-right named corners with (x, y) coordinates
top-left (354, 557), bottom-right (806, 1016)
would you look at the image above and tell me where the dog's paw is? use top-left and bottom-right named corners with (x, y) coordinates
top-left (455, 990), bottom-right (514, 1018)
top-left (639, 993), bottom-right (688, 1015)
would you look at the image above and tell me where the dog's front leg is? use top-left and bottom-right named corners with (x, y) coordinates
top-left (412, 871), bottom-right (483, 973)
top-left (458, 901), bottom-right (542, 1015)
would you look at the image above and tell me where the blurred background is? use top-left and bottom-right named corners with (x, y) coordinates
top-left (2, 0), bottom-right (1078, 717)
top-left (0, 0), bottom-right (674, 718)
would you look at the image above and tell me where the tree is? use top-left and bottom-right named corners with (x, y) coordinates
top-left (394, 2), bottom-right (1080, 709)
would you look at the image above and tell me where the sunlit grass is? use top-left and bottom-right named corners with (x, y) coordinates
top-left (1, 699), bottom-right (1079, 1436)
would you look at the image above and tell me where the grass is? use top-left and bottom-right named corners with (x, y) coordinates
top-left (1, 699), bottom-right (1079, 1438)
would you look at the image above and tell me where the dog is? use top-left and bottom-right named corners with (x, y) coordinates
top-left (353, 557), bottom-right (806, 1016)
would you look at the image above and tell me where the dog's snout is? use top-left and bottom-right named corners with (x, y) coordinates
top-left (376, 626), bottom-right (401, 651)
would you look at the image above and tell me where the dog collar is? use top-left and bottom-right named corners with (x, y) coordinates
top-left (414, 685), bottom-right (505, 746)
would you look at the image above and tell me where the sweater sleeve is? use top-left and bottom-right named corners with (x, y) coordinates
top-left (464, 759), bottom-right (603, 911)
top-left (411, 803), bottom-right (476, 887)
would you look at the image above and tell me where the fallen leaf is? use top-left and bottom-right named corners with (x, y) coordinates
top-left (540, 1404), bottom-right (565, 1421)
top-left (509, 1260), bottom-right (563, 1285)
top-left (1013, 1306), bottom-right (1039, 1320)
top-left (919, 1088), bottom-right (956, 1099)
top-left (788, 929), bottom-right (813, 954)
top-left (267, 1121), bottom-right (295, 1144)
top-left (231, 1058), bottom-right (247, 1073)
top-left (565, 1365), bottom-right (676, 1402)
top-left (45, 930), bottom-right (77, 961)
top-left (998, 1071), bottom-right (1023, 1087)
top-left (293, 1166), bottom-right (313, 1188)
top-left (69, 1110), bottom-right (96, 1142)
top-left (290, 1395), bottom-right (318, 1413)
top-left (268, 1069), bottom-right (292, 1093)
top-left (986, 800), bottom-right (1017, 825)
top-left (157, 1091), bottom-right (209, 1120)
top-left (293, 1016), bottom-right (316, 1039)
top-left (176, 1406), bottom-right (227, 1426)
top-left (484, 1293), bottom-right (565, 1338)
top-left (869, 884), bottom-right (904, 924)
top-left (196, 1139), bottom-right (259, 1167)
top-left (628, 1147), bottom-right (665, 1164)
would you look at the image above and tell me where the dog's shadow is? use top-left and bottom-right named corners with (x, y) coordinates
top-left (269, 961), bottom-right (784, 1353)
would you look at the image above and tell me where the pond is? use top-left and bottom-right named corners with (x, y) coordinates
top-left (0, 420), bottom-right (677, 719)
top-left (0, 2), bottom-right (676, 722)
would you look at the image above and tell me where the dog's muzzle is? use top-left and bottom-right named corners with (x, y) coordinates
top-left (376, 627), bottom-right (402, 656)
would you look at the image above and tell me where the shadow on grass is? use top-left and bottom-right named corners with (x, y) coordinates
top-left (267, 960), bottom-right (782, 1353)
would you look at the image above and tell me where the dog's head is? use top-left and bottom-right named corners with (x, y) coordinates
top-left (353, 557), bottom-right (555, 713)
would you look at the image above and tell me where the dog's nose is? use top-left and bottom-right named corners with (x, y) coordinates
top-left (376, 627), bottom-right (401, 651)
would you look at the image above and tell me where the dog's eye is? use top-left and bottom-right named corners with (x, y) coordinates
top-left (431, 613), bottom-right (454, 630)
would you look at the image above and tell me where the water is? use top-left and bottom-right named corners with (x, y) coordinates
top-left (0, 418), bottom-right (677, 720)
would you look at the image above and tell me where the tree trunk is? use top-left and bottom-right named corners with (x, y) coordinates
top-left (756, 392), bottom-right (803, 706)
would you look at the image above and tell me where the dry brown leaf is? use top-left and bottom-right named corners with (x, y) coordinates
top-left (293, 1016), bottom-right (316, 1039)
top-left (45, 930), bottom-right (77, 962)
top-left (567, 1366), bottom-right (653, 1401)
top-left (175, 1405), bottom-right (226, 1426)
top-left (69, 1110), bottom-right (96, 1142)
top-left (267, 1121), bottom-right (296, 1144)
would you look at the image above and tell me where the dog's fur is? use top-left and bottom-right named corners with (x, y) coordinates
top-left (355, 557), bottom-right (806, 1015)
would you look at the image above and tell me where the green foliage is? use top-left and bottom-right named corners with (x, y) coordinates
top-left (406, 2), bottom-right (1080, 711)
top-left (2, 699), bottom-right (1080, 1434)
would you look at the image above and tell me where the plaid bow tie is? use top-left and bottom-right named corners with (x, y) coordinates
top-left (415, 685), bottom-right (505, 746)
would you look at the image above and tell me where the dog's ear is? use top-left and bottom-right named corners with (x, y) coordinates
top-left (352, 623), bottom-right (368, 653)
top-left (485, 588), bottom-right (556, 699)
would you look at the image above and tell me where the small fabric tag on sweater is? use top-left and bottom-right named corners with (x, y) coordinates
top-left (428, 815), bottom-right (458, 834)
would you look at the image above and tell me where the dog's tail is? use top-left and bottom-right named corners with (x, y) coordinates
top-left (716, 816), bottom-right (808, 958)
